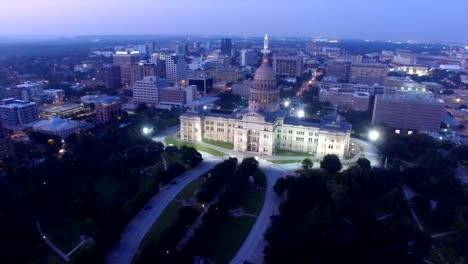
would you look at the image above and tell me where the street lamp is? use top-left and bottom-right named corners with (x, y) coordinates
top-left (142, 127), bottom-right (150, 135)
top-left (284, 101), bottom-right (290, 107)
top-left (368, 130), bottom-right (380, 141)
top-left (298, 110), bottom-right (305, 118)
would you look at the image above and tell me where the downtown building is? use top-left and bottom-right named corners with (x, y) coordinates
top-left (272, 55), bottom-right (303, 77)
top-left (159, 85), bottom-right (197, 107)
top-left (188, 76), bottom-right (213, 96)
top-left (220, 38), bottom-right (232, 56)
top-left (130, 62), bottom-right (157, 85)
top-left (240, 49), bottom-right (257, 67)
top-left (95, 97), bottom-right (122, 123)
top-left (350, 63), bottom-right (389, 85)
top-left (372, 94), bottom-right (445, 134)
top-left (112, 51), bottom-right (141, 84)
top-left (180, 41), bottom-right (351, 159)
top-left (319, 89), bottom-right (370, 111)
top-left (95, 65), bottom-right (121, 89)
top-left (326, 60), bottom-right (352, 82)
top-left (0, 99), bottom-right (39, 127)
top-left (165, 54), bottom-right (188, 84)
top-left (132, 76), bottom-right (169, 105)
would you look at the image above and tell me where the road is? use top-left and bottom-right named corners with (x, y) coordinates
top-left (35, 218), bottom-right (70, 262)
top-left (105, 157), bottom-right (222, 264)
top-left (230, 162), bottom-right (287, 264)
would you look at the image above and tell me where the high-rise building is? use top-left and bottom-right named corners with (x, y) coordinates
top-left (133, 76), bottom-right (169, 105)
top-left (240, 49), bottom-right (256, 67)
top-left (112, 51), bottom-right (141, 84)
top-left (326, 60), bottom-right (352, 82)
top-left (145, 41), bottom-right (156, 55)
top-left (372, 94), bottom-right (444, 133)
top-left (319, 89), bottom-right (370, 111)
top-left (95, 97), bottom-right (122, 123)
top-left (188, 76), bottom-right (213, 96)
top-left (176, 42), bottom-right (188, 55)
top-left (165, 54), bottom-right (188, 84)
top-left (350, 63), bottom-right (388, 85)
top-left (272, 55), bottom-right (303, 77)
top-left (130, 63), bottom-right (157, 85)
top-left (220, 38), bottom-right (232, 56)
top-left (0, 99), bottom-right (38, 127)
top-left (95, 65), bottom-right (121, 89)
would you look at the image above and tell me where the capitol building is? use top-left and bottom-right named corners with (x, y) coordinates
top-left (180, 36), bottom-right (352, 159)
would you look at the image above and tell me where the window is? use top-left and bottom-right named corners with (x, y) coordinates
top-left (296, 137), bottom-right (304, 142)
top-left (328, 144), bottom-right (333, 149)
top-left (297, 131), bottom-right (305, 135)
top-left (288, 130), bottom-right (293, 134)
top-left (308, 138), bottom-right (313, 142)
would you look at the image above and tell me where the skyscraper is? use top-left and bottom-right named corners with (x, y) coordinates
top-left (220, 38), bottom-right (232, 56)
top-left (95, 65), bottom-right (121, 89)
top-left (112, 51), bottom-right (141, 84)
top-left (326, 60), bottom-right (352, 82)
top-left (240, 49), bottom-right (256, 67)
top-left (133, 76), bottom-right (169, 105)
top-left (165, 54), bottom-right (188, 84)
top-left (130, 63), bottom-right (157, 85)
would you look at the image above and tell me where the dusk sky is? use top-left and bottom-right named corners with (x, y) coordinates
top-left (1, 0), bottom-right (467, 42)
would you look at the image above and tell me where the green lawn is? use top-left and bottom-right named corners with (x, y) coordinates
top-left (204, 139), bottom-right (234, 150)
top-left (164, 135), bottom-right (226, 157)
top-left (275, 149), bottom-right (310, 156)
top-left (232, 189), bottom-right (266, 215)
top-left (211, 216), bottom-right (257, 264)
top-left (138, 202), bottom-right (183, 248)
top-left (175, 177), bottom-right (205, 201)
top-left (268, 159), bottom-right (301, 164)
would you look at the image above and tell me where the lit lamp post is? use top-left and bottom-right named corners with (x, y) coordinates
top-left (298, 110), bottom-right (305, 118)
top-left (368, 130), bottom-right (380, 141)
top-left (142, 126), bottom-right (153, 135)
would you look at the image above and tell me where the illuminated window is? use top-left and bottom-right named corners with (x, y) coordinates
top-left (408, 130), bottom-right (413, 135)
top-left (395, 129), bottom-right (400, 134)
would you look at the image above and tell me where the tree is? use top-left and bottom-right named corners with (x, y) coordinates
top-left (356, 157), bottom-right (371, 171)
top-left (320, 154), bottom-right (342, 173)
top-left (273, 178), bottom-right (288, 196)
top-left (301, 158), bottom-right (313, 170)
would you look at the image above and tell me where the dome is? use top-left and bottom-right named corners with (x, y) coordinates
top-left (254, 60), bottom-right (276, 81)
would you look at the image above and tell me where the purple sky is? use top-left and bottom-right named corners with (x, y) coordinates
top-left (1, 0), bottom-right (467, 42)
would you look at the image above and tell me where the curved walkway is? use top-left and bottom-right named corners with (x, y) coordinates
top-left (105, 158), bottom-right (221, 264)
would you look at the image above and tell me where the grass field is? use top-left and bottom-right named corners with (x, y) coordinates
top-left (232, 189), bottom-right (266, 215)
top-left (164, 135), bottom-right (226, 157)
top-left (211, 216), bottom-right (257, 264)
top-left (275, 149), bottom-right (309, 156)
top-left (268, 159), bottom-right (301, 164)
top-left (204, 139), bottom-right (234, 150)
top-left (175, 177), bottom-right (205, 201)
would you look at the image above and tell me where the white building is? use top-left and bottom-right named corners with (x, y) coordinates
top-left (180, 37), bottom-right (352, 159)
top-left (166, 54), bottom-right (188, 84)
top-left (43, 89), bottom-right (65, 102)
top-left (159, 85), bottom-right (197, 107)
top-left (240, 49), bottom-right (256, 67)
top-left (33, 117), bottom-right (91, 138)
top-left (132, 76), bottom-right (169, 105)
top-left (0, 99), bottom-right (39, 127)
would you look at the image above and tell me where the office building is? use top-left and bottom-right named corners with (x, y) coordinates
top-left (159, 85), bottom-right (197, 107)
top-left (220, 38), bottom-right (232, 56)
top-left (0, 99), bottom-right (39, 127)
top-left (188, 76), bottom-right (213, 95)
top-left (319, 89), bottom-right (370, 111)
top-left (40, 103), bottom-right (84, 119)
top-left (133, 76), bottom-right (169, 105)
top-left (273, 55), bottom-right (303, 77)
top-left (95, 65), bottom-right (121, 89)
top-left (16, 81), bottom-right (44, 102)
top-left (43, 89), bottom-right (65, 103)
top-left (240, 49), bottom-right (256, 67)
top-left (326, 60), bottom-right (352, 82)
top-left (95, 97), bottom-right (122, 123)
top-left (145, 41), bottom-right (156, 55)
top-left (166, 54), bottom-right (188, 84)
top-left (350, 63), bottom-right (389, 85)
top-left (232, 81), bottom-right (252, 98)
top-left (130, 63), bottom-right (157, 85)
top-left (181, 36), bottom-right (351, 158)
top-left (0, 86), bottom-right (23, 100)
top-left (112, 51), bottom-right (141, 84)
top-left (372, 94), bottom-right (444, 133)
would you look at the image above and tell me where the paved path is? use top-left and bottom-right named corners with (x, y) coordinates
top-left (35, 218), bottom-right (70, 262)
top-left (230, 162), bottom-right (288, 264)
top-left (105, 158), bottom-right (221, 264)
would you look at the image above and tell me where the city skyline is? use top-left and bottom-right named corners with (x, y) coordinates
top-left (1, 0), bottom-right (467, 43)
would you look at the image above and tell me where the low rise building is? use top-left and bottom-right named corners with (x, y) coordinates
top-left (33, 117), bottom-right (92, 138)
top-left (43, 89), bottom-right (65, 103)
top-left (132, 76), bottom-right (169, 105)
top-left (159, 85), bottom-right (197, 107)
top-left (319, 89), bottom-right (370, 111)
top-left (372, 94), bottom-right (445, 133)
top-left (40, 103), bottom-right (84, 119)
top-left (95, 97), bottom-right (122, 123)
